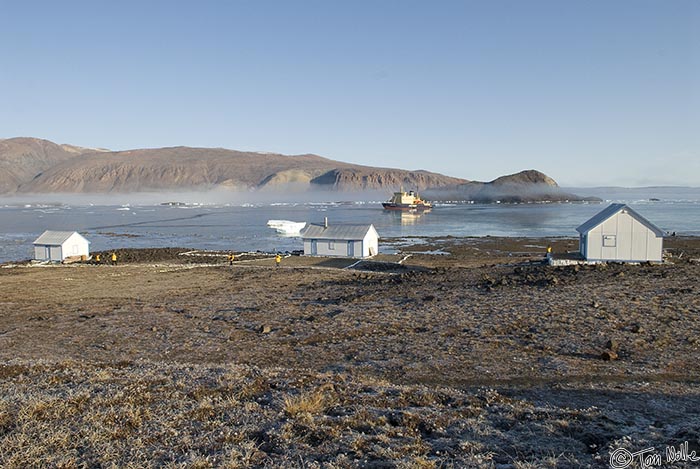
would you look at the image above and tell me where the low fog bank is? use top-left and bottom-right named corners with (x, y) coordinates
top-left (424, 183), bottom-right (598, 203)
top-left (10, 185), bottom-right (697, 208)
top-left (0, 187), bottom-right (395, 207)
top-left (562, 186), bottom-right (700, 202)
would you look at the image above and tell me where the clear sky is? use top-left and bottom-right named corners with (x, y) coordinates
top-left (1, 1), bottom-right (698, 186)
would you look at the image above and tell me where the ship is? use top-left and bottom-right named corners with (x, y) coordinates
top-left (382, 189), bottom-right (432, 211)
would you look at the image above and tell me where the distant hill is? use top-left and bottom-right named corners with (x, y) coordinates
top-left (425, 169), bottom-right (597, 203)
top-left (0, 137), bottom-right (595, 202)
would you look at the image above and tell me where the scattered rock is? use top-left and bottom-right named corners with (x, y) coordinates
top-left (260, 325), bottom-right (272, 334)
top-left (600, 350), bottom-right (618, 361)
top-left (605, 339), bottom-right (619, 352)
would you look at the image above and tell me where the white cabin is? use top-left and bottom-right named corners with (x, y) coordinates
top-left (33, 231), bottom-right (91, 262)
top-left (301, 221), bottom-right (379, 258)
top-left (576, 204), bottom-right (664, 262)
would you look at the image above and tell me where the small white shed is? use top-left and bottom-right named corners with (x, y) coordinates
top-left (33, 230), bottom-right (91, 262)
top-left (301, 221), bottom-right (379, 258)
top-left (576, 204), bottom-right (664, 262)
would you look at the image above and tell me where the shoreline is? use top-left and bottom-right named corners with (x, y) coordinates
top-left (4, 234), bottom-right (699, 267)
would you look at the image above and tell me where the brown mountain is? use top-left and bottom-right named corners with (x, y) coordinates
top-left (4, 138), bottom-right (466, 193)
top-left (0, 138), bottom-right (592, 202)
top-left (0, 137), bottom-right (92, 193)
top-left (489, 169), bottom-right (558, 187)
top-left (308, 168), bottom-right (468, 191)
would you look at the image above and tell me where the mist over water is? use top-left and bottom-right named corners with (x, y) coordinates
top-left (1, 187), bottom-right (698, 263)
top-left (0, 188), bottom-right (395, 207)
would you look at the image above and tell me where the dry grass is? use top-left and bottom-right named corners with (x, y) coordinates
top-left (0, 360), bottom-right (698, 467)
top-left (283, 391), bottom-right (327, 418)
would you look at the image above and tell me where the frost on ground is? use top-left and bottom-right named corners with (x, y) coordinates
top-left (0, 237), bottom-right (699, 467)
top-left (1, 361), bottom-right (698, 468)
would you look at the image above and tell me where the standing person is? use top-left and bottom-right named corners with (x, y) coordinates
top-left (95, 253), bottom-right (101, 264)
top-left (111, 252), bottom-right (117, 265)
top-left (275, 253), bottom-right (281, 268)
top-left (228, 253), bottom-right (235, 265)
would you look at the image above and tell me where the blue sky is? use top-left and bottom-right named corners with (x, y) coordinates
top-left (1, 1), bottom-right (698, 186)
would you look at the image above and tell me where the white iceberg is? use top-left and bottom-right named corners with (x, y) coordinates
top-left (267, 220), bottom-right (307, 236)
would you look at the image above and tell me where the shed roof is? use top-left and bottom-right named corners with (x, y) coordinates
top-left (301, 224), bottom-right (376, 241)
top-left (576, 204), bottom-right (664, 236)
top-left (33, 230), bottom-right (88, 246)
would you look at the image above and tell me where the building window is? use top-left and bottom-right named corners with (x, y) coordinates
top-left (603, 235), bottom-right (616, 247)
top-left (329, 241), bottom-right (335, 250)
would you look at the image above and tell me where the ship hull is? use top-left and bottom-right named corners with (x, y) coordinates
top-left (382, 203), bottom-right (432, 211)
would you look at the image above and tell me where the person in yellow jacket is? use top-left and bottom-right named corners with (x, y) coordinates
top-left (275, 253), bottom-right (282, 267)
top-left (228, 253), bottom-right (235, 265)
top-left (111, 252), bottom-right (117, 265)
top-left (94, 253), bottom-right (101, 264)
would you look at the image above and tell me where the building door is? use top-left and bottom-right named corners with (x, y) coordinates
top-left (50, 246), bottom-right (62, 261)
top-left (347, 241), bottom-right (354, 257)
top-left (311, 240), bottom-right (317, 255)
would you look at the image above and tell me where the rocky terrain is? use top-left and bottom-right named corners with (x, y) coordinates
top-left (0, 138), bottom-right (595, 202)
top-left (0, 237), bottom-right (698, 467)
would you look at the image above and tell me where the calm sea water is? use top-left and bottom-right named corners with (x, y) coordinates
top-left (1, 187), bottom-right (699, 263)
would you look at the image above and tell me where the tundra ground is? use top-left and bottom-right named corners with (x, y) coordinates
top-left (1, 237), bottom-right (699, 467)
